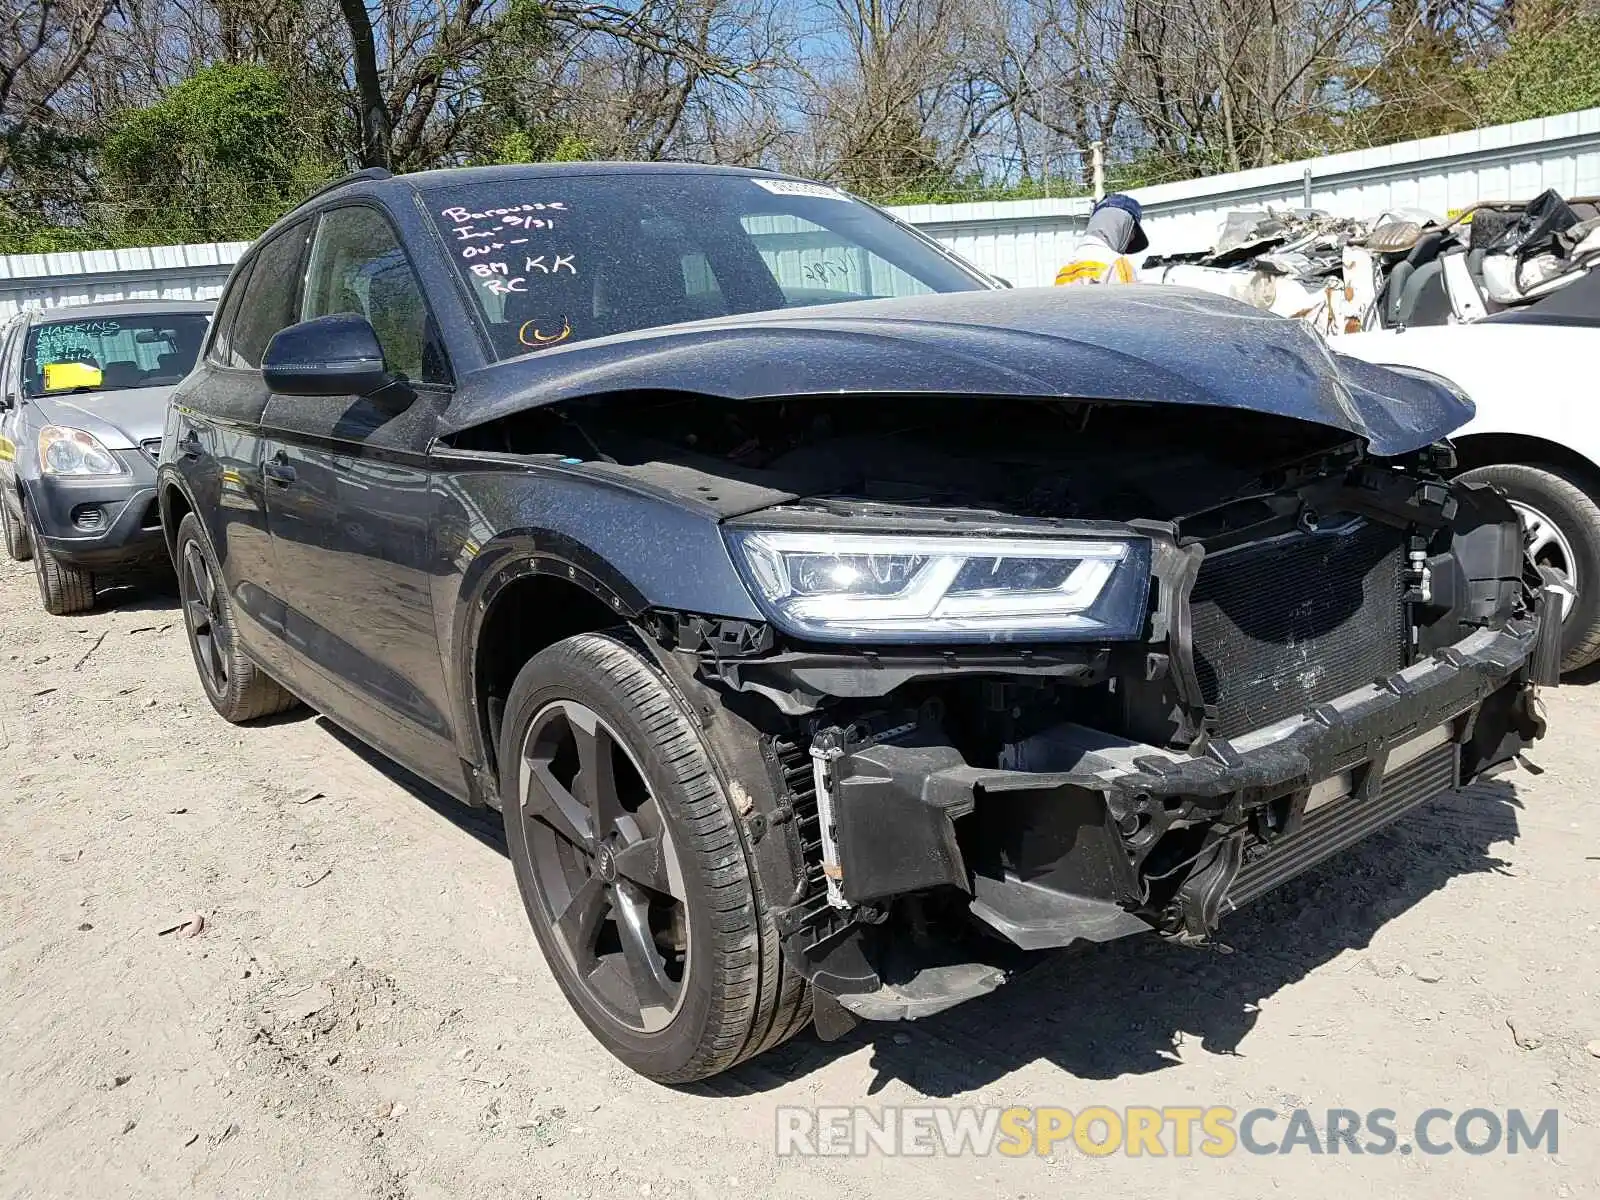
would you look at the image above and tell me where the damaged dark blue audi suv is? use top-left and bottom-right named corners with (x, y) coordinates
top-left (159, 163), bottom-right (1561, 1082)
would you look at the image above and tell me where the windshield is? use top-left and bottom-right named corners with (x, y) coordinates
top-left (22, 312), bottom-right (209, 399)
top-left (426, 172), bottom-right (988, 360)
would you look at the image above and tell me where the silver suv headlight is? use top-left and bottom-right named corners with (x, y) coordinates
top-left (726, 529), bottom-right (1151, 642)
top-left (38, 426), bottom-right (127, 477)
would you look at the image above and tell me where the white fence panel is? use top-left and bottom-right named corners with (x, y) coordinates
top-left (0, 242), bottom-right (249, 320)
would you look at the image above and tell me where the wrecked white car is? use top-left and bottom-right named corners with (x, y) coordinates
top-left (1146, 190), bottom-right (1600, 336)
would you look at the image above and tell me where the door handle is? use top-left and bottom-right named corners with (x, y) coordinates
top-left (263, 457), bottom-right (297, 486)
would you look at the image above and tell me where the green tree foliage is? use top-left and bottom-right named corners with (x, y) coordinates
top-left (0, 128), bottom-right (102, 253)
top-left (97, 64), bottom-right (334, 245)
top-left (473, 128), bottom-right (596, 167)
top-left (1475, 11), bottom-right (1600, 125)
top-left (1337, 24), bottom-right (1480, 149)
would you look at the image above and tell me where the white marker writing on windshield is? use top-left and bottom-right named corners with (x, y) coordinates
top-left (440, 202), bottom-right (567, 223)
top-left (525, 254), bottom-right (576, 275)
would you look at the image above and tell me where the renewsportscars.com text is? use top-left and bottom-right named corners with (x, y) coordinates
top-left (774, 1105), bottom-right (1560, 1158)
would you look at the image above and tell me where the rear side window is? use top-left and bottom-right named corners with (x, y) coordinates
top-left (208, 258), bottom-right (255, 368)
top-left (231, 220), bottom-right (311, 368)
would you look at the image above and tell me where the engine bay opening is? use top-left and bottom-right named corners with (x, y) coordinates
top-left (445, 390), bottom-right (1361, 524)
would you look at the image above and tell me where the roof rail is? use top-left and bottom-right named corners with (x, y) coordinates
top-left (301, 166), bottom-right (393, 205)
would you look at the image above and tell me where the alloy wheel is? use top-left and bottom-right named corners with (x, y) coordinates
top-left (517, 699), bottom-right (690, 1034)
top-left (1511, 499), bottom-right (1579, 622)
top-left (181, 541), bottom-right (230, 694)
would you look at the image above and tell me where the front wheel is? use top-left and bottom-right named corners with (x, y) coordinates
top-left (500, 632), bottom-right (809, 1082)
top-left (26, 505), bottom-right (94, 616)
top-left (1458, 462), bottom-right (1600, 671)
top-left (1, 493), bottom-right (31, 561)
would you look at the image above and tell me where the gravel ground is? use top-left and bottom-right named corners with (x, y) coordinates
top-left (1, 559), bottom-right (1596, 1199)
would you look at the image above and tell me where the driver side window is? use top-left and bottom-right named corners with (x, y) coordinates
top-left (302, 206), bottom-right (449, 386)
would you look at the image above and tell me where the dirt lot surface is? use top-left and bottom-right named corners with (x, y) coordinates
top-left (1, 557), bottom-right (1597, 1199)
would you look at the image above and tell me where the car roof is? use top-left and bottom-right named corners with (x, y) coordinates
top-left (258, 161), bottom-right (818, 230)
top-left (251, 160), bottom-right (834, 249)
top-left (28, 298), bottom-right (214, 323)
top-left (394, 161), bottom-right (785, 192)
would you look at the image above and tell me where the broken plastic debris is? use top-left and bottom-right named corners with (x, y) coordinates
top-left (157, 914), bottom-right (206, 938)
top-left (1507, 1015), bottom-right (1544, 1050)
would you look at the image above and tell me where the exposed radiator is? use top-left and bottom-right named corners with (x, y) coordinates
top-left (1190, 519), bottom-right (1406, 738)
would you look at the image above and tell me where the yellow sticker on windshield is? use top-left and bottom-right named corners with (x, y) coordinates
top-left (43, 362), bottom-right (103, 392)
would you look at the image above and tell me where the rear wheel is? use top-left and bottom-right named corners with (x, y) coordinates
top-left (26, 505), bottom-right (94, 615)
top-left (500, 632), bottom-right (809, 1082)
top-left (175, 512), bottom-right (299, 721)
top-left (1458, 462), bottom-right (1600, 671)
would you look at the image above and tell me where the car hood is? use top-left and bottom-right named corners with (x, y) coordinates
top-left (29, 386), bottom-right (174, 449)
top-left (441, 286), bottom-right (1473, 457)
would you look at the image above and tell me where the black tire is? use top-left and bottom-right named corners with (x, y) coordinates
top-left (1, 492), bottom-right (30, 561)
top-left (1458, 462), bottom-right (1600, 671)
top-left (175, 512), bottom-right (299, 721)
top-left (500, 632), bottom-right (809, 1083)
top-left (26, 505), bottom-right (94, 615)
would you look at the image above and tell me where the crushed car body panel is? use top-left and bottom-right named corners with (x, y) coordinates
top-left (439, 286), bottom-right (1473, 458)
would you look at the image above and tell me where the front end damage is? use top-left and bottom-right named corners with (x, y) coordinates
top-left (465, 390), bottom-right (1562, 1026)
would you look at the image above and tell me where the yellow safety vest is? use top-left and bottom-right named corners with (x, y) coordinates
top-left (1055, 255), bottom-right (1137, 286)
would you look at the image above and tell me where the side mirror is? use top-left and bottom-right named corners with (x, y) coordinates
top-left (263, 313), bottom-right (389, 397)
top-left (992, 275), bottom-right (1014, 289)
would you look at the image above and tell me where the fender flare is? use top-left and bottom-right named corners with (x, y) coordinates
top-left (448, 526), bottom-right (652, 777)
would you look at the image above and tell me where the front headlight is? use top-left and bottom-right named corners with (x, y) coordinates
top-left (37, 426), bottom-right (126, 477)
top-left (727, 529), bottom-right (1151, 642)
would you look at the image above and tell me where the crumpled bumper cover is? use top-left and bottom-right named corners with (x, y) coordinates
top-left (824, 615), bottom-right (1551, 954)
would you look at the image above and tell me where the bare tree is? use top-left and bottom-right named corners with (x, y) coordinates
top-left (1, 0), bottom-right (116, 173)
top-left (475, 0), bottom-right (791, 163)
top-left (335, 0), bottom-right (388, 165)
top-left (1113, 0), bottom-right (1397, 171)
top-left (780, 0), bottom-right (984, 193)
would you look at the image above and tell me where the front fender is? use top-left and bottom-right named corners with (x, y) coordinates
top-left (435, 459), bottom-right (764, 773)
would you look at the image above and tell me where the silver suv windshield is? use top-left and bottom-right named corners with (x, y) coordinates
top-left (22, 313), bottom-right (209, 399)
